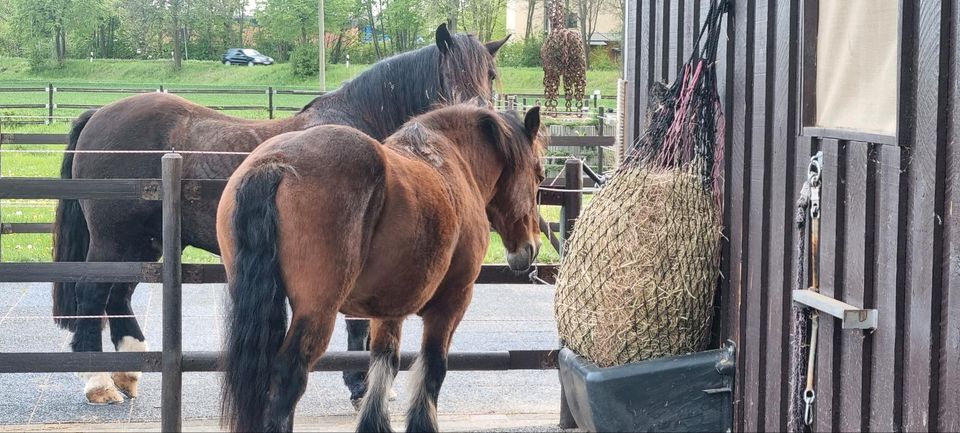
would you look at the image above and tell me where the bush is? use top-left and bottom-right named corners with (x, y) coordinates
top-left (520, 36), bottom-right (544, 67)
top-left (496, 37), bottom-right (544, 68)
top-left (28, 41), bottom-right (49, 73)
top-left (588, 46), bottom-right (620, 71)
top-left (290, 44), bottom-right (319, 78)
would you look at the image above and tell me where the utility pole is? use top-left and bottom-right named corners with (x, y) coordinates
top-left (318, 0), bottom-right (326, 91)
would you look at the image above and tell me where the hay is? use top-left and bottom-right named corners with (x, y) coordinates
top-left (554, 164), bottom-right (722, 367)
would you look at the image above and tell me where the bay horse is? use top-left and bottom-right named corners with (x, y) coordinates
top-left (217, 104), bottom-right (544, 432)
top-left (52, 24), bottom-right (509, 405)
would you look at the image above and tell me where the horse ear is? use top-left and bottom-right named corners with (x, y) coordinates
top-left (485, 34), bottom-right (511, 56)
top-left (436, 23), bottom-right (453, 55)
top-left (479, 112), bottom-right (509, 155)
top-left (524, 106), bottom-right (541, 140)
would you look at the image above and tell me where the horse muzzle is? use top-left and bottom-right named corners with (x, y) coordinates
top-left (506, 242), bottom-right (539, 272)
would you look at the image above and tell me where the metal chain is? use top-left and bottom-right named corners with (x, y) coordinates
top-left (802, 151), bottom-right (823, 426)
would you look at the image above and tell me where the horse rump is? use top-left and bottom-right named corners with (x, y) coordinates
top-left (52, 109), bottom-right (96, 331)
top-left (220, 163), bottom-right (290, 432)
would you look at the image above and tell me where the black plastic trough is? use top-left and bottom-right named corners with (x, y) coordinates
top-left (558, 342), bottom-right (736, 432)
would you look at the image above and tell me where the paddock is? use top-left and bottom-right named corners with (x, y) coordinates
top-left (0, 129), bottom-right (599, 431)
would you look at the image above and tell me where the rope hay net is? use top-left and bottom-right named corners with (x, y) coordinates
top-left (554, 0), bottom-right (728, 367)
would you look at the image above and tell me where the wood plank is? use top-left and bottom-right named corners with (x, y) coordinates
top-left (815, 140), bottom-right (842, 432)
top-left (763, 0), bottom-right (799, 428)
top-left (726, 0), bottom-right (749, 429)
top-left (546, 136), bottom-right (615, 147)
top-left (623, 0), bottom-right (639, 148)
top-left (0, 223), bottom-right (52, 234)
top-left (801, 127), bottom-right (898, 146)
top-left (668, 0), bottom-right (681, 81)
top-left (0, 262), bottom-right (159, 283)
top-left (682, 0), bottom-right (695, 67)
top-left (901, 1), bottom-right (946, 430)
top-left (940, 1), bottom-right (960, 429)
top-left (742, 0), bottom-right (769, 429)
top-left (0, 178), bottom-right (161, 200)
top-left (838, 143), bottom-right (870, 431)
top-left (0, 133), bottom-right (68, 145)
top-left (868, 144), bottom-right (905, 431)
top-left (654, 0), bottom-right (665, 82)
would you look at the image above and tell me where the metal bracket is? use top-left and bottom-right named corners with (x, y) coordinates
top-left (792, 289), bottom-right (878, 330)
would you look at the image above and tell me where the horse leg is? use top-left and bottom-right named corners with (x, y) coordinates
top-left (356, 319), bottom-right (403, 433)
top-left (262, 314), bottom-right (337, 432)
top-left (72, 243), bottom-right (126, 404)
top-left (105, 282), bottom-right (147, 398)
top-left (406, 285), bottom-right (474, 433)
top-left (343, 317), bottom-right (371, 409)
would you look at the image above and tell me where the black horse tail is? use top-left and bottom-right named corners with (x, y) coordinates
top-left (220, 163), bottom-right (290, 433)
top-left (52, 109), bottom-right (96, 331)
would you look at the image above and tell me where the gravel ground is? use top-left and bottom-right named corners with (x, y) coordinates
top-left (0, 282), bottom-right (565, 431)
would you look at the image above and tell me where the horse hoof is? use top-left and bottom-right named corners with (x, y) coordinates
top-left (81, 372), bottom-right (124, 405)
top-left (111, 371), bottom-right (141, 398)
top-left (85, 384), bottom-right (125, 405)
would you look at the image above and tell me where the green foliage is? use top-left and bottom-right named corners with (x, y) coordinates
top-left (587, 46), bottom-right (619, 70)
top-left (290, 43), bottom-right (319, 78)
top-left (27, 41), bottom-right (50, 72)
top-left (497, 36), bottom-right (543, 68)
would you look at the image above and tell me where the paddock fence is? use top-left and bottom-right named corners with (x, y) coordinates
top-left (0, 142), bottom-right (593, 430)
top-left (0, 84), bottom-right (615, 124)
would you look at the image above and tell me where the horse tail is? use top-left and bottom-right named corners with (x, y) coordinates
top-left (52, 109), bottom-right (96, 331)
top-left (220, 163), bottom-right (290, 433)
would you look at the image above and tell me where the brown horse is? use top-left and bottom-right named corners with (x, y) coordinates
top-left (52, 24), bottom-right (509, 405)
top-left (216, 104), bottom-right (544, 432)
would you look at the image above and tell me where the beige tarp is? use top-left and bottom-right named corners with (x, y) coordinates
top-left (815, 0), bottom-right (898, 135)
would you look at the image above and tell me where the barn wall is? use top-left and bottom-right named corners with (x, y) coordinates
top-left (624, 0), bottom-right (959, 430)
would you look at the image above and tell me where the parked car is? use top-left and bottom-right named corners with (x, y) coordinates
top-left (222, 48), bottom-right (274, 66)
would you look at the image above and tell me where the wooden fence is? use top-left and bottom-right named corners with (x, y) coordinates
top-left (0, 84), bottom-right (613, 124)
top-left (0, 150), bottom-right (589, 431)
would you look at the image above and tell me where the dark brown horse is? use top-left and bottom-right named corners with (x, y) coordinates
top-left (217, 104), bottom-right (544, 432)
top-left (52, 24), bottom-right (509, 405)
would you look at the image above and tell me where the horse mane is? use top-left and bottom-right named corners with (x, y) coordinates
top-left (398, 105), bottom-right (542, 173)
top-left (300, 33), bottom-right (494, 136)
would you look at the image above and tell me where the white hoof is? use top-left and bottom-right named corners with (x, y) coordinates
top-left (111, 337), bottom-right (148, 399)
top-left (81, 372), bottom-right (125, 405)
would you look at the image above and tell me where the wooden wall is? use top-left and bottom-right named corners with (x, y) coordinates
top-left (624, 0), bottom-right (960, 430)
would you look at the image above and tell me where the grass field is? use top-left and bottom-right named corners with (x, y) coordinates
top-left (0, 57), bottom-right (601, 264)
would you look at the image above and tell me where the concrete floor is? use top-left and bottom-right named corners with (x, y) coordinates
top-left (0, 282), bottom-right (565, 431)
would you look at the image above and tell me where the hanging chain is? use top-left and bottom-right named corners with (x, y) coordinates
top-left (802, 151), bottom-right (823, 426)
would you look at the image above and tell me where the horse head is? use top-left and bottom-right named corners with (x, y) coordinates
top-left (481, 106), bottom-right (546, 272)
top-left (435, 23), bottom-right (510, 106)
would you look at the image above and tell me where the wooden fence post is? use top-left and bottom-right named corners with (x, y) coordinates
top-left (161, 153), bottom-right (183, 433)
top-left (558, 158), bottom-right (583, 430)
top-left (268, 86), bottom-right (274, 119)
top-left (47, 83), bottom-right (54, 125)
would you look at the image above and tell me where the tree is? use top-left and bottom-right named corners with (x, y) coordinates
top-left (256, 0), bottom-right (319, 47)
top-left (13, 0), bottom-right (104, 66)
top-left (171, 0), bottom-right (183, 70)
top-left (525, 0), bottom-right (538, 39)
top-left (462, 0), bottom-right (505, 41)
top-left (577, 0), bottom-right (612, 67)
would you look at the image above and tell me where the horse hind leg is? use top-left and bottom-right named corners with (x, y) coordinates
top-left (356, 319), bottom-right (403, 433)
top-left (262, 314), bottom-right (338, 432)
top-left (406, 285), bottom-right (474, 433)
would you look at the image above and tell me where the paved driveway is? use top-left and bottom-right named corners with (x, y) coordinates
top-left (0, 282), bottom-right (563, 430)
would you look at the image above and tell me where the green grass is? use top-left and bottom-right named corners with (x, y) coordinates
top-left (0, 58), bottom-right (621, 94)
top-left (0, 57), bottom-right (598, 265)
top-left (0, 142), bottom-right (564, 265)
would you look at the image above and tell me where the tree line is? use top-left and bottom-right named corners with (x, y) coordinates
top-left (0, 0), bottom-right (619, 72)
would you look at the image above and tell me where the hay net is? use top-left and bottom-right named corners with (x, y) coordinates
top-left (554, 0), bottom-right (729, 368)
